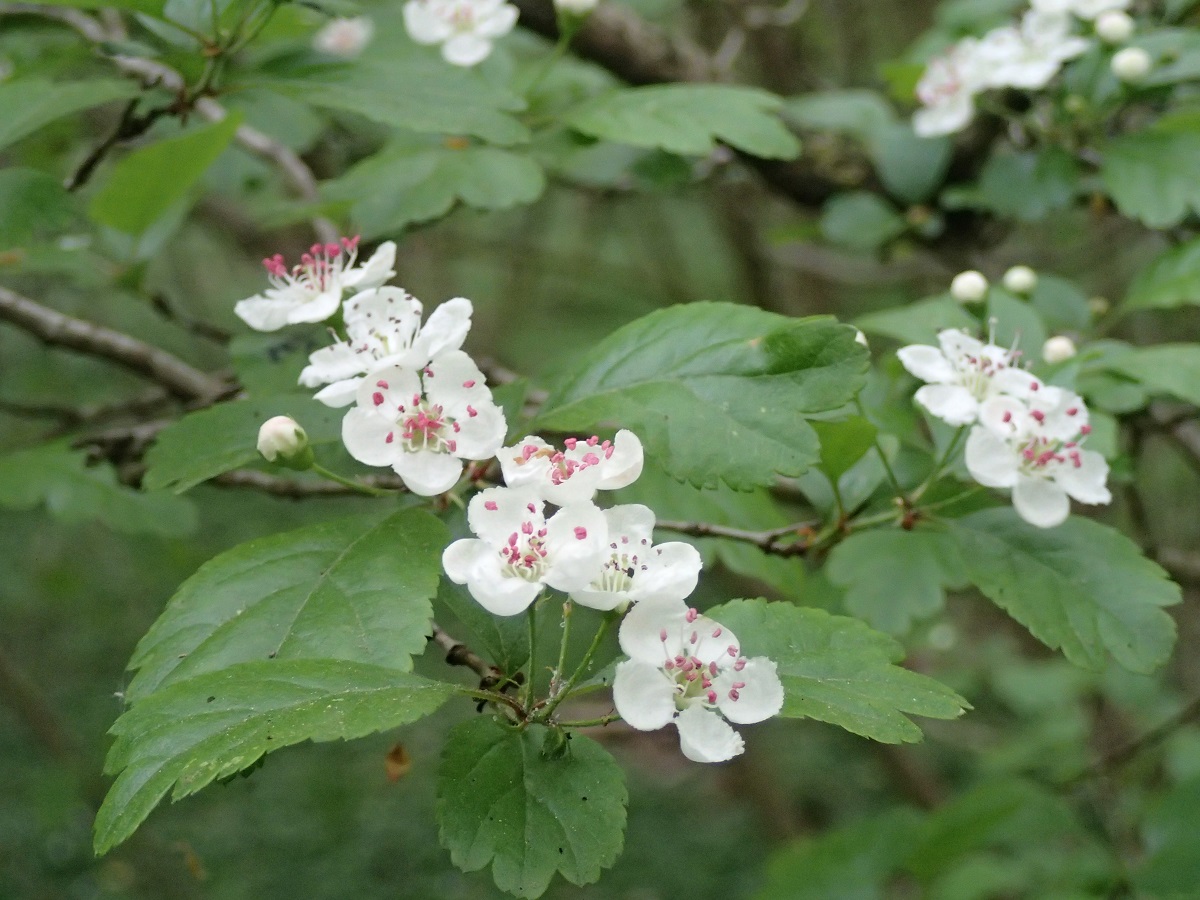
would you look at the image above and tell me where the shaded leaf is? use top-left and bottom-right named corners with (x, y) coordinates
top-left (0, 168), bottom-right (76, 247)
top-left (0, 78), bottom-right (140, 152)
top-left (819, 192), bottom-right (907, 252)
top-left (857, 295), bottom-right (976, 345)
top-left (1121, 239), bottom-right (1200, 314)
top-left (1106, 344), bottom-right (1200, 407)
top-left (1101, 112), bottom-right (1200, 228)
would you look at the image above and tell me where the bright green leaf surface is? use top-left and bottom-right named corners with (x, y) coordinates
top-left (95, 661), bottom-right (454, 854)
top-left (1101, 113), bottom-right (1200, 228)
top-left (535, 304), bottom-right (869, 489)
top-left (709, 598), bottom-right (968, 743)
top-left (0, 168), bottom-right (76, 246)
top-left (126, 508), bottom-right (448, 700)
top-left (856, 295), bottom-right (976, 345)
top-left (1122, 240), bottom-right (1200, 314)
top-left (813, 416), bottom-right (878, 483)
top-left (436, 578), bottom-right (530, 674)
top-left (437, 718), bottom-right (627, 898)
top-left (949, 509), bottom-right (1179, 673)
top-left (1107, 344), bottom-right (1200, 406)
top-left (0, 79), bottom-right (140, 152)
top-left (567, 85), bottom-right (800, 159)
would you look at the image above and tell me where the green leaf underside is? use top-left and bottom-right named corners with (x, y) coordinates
top-left (0, 168), bottom-right (76, 246)
top-left (1107, 344), bottom-right (1200, 407)
top-left (827, 528), bottom-right (967, 634)
top-left (709, 599), bottom-right (968, 743)
top-left (567, 85), bottom-right (800, 159)
top-left (0, 78), bottom-right (140, 153)
top-left (535, 304), bottom-right (869, 490)
top-left (437, 718), bottom-right (627, 899)
top-left (856, 295), bottom-right (976, 345)
top-left (0, 443), bottom-right (196, 537)
top-left (95, 661), bottom-right (454, 854)
top-left (1101, 114), bottom-right (1200, 228)
top-left (949, 509), bottom-right (1179, 673)
top-left (1121, 239), bottom-right (1200, 313)
top-left (142, 394), bottom-right (344, 493)
top-left (126, 508), bottom-right (448, 701)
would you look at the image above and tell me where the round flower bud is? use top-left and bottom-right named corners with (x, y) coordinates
top-left (1095, 10), bottom-right (1134, 44)
top-left (950, 270), bottom-right (989, 304)
top-left (1042, 335), bottom-right (1078, 364)
top-left (258, 416), bottom-right (313, 469)
top-left (554, 0), bottom-right (597, 12)
top-left (313, 16), bottom-right (374, 58)
top-left (1111, 46), bottom-right (1151, 82)
top-left (1002, 265), bottom-right (1038, 295)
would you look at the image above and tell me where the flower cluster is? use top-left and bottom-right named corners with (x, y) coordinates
top-left (913, 0), bottom-right (1132, 137)
top-left (441, 431), bottom-right (784, 761)
top-left (402, 0), bottom-right (518, 66)
top-left (900, 328), bottom-right (1110, 527)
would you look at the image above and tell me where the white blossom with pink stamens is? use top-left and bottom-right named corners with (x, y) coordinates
top-left (300, 289), bottom-right (473, 407)
top-left (498, 430), bottom-right (644, 505)
top-left (613, 599), bottom-right (783, 763)
top-left (442, 487), bottom-right (609, 616)
top-left (913, 39), bottom-right (986, 137)
top-left (340, 351), bottom-right (505, 495)
top-left (234, 238), bottom-right (396, 332)
top-left (403, 0), bottom-right (518, 67)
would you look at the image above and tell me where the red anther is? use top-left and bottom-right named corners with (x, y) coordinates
top-left (376, 380), bottom-right (389, 389)
top-left (324, 243), bottom-right (340, 256)
top-left (310, 243), bottom-right (323, 256)
top-left (523, 445), bottom-right (538, 460)
top-left (727, 645), bottom-right (738, 657)
top-left (385, 432), bottom-right (394, 444)
top-left (1003, 411), bottom-right (1012, 423)
top-left (372, 392), bottom-right (384, 406)
top-left (1031, 410), bottom-right (1045, 423)
top-left (508, 533), bottom-right (518, 546)
top-left (564, 438), bottom-right (578, 449)
top-left (712, 628), bottom-right (722, 638)
top-left (732, 681), bottom-right (746, 690)
top-left (685, 608), bottom-right (699, 623)
top-left (522, 522), bottom-right (533, 535)
top-left (424, 367), bottom-right (434, 377)
top-left (706, 690), bottom-right (717, 704)
top-left (466, 405), bottom-right (478, 418)
top-left (586, 436), bottom-right (599, 446)
top-left (1066, 407), bottom-right (1078, 416)
top-left (659, 628), bottom-right (668, 642)
top-left (689, 631), bottom-right (698, 644)
top-left (447, 440), bottom-right (456, 452)
top-left (728, 689), bottom-right (741, 701)
top-left (527, 503), bottom-right (536, 513)
top-left (709, 661), bottom-right (718, 676)
top-left (664, 660), bottom-right (675, 670)
top-left (685, 671), bottom-right (698, 682)
top-left (1030, 382), bottom-right (1040, 391)
top-left (484, 500), bottom-right (498, 511)
top-left (462, 380), bottom-right (476, 388)
top-left (574, 527), bottom-right (588, 540)
top-left (1080, 424), bottom-right (1092, 435)
top-left (733, 659), bottom-right (747, 671)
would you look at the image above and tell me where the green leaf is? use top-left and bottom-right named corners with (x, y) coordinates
top-left (0, 443), bottom-right (196, 537)
top-left (1133, 775), bottom-right (1200, 896)
top-left (323, 145), bottom-right (545, 238)
top-left (1101, 112), bottom-right (1200, 228)
top-left (535, 304), bottom-right (869, 490)
top-left (95, 661), bottom-right (454, 854)
top-left (1121, 239), bottom-right (1200, 314)
top-left (1030, 274), bottom-right (1092, 332)
top-left (33, 0), bottom-right (164, 14)
top-left (436, 577), bottom-right (529, 674)
top-left (0, 78), bottom-right (140, 152)
top-left (89, 113), bottom-right (241, 235)
top-left (126, 508), bottom-right (448, 700)
top-left (142, 394), bottom-right (344, 493)
top-left (942, 148), bottom-right (1079, 221)
top-left (827, 528), bottom-right (967, 634)
top-left (856, 295), bottom-right (976, 345)
top-left (948, 509), bottom-right (1179, 673)
top-left (819, 191), bottom-right (907, 252)
top-left (258, 61), bottom-right (528, 145)
top-left (812, 416), bottom-right (877, 483)
top-left (988, 288), bottom-right (1047, 352)
top-left (871, 122), bottom-right (952, 204)
top-left (0, 168), bottom-right (76, 247)
top-left (784, 89), bottom-right (895, 137)
top-left (567, 85), bottom-right (801, 159)
top-left (1106, 344), bottom-right (1200, 406)
top-left (709, 598), bottom-right (969, 743)
top-left (437, 718), bottom-right (627, 898)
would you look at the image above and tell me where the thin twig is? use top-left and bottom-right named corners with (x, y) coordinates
top-left (656, 518), bottom-right (815, 555)
top-left (211, 469), bottom-right (405, 496)
top-left (1072, 696), bottom-right (1200, 782)
top-left (429, 623), bottom-right (496, 680)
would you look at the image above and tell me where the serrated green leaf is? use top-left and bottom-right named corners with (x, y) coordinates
top-left (856, 295), bottom-right (976, 345)
top-left (535, 304), bottom-right (868, 490)
top-left (819, 191), bottom-right (907, 251)
top-left (95, 661), bottom-right (454, 854)
top-left (0, 168), bottom-right (76, 247)
top-left (437, 718), bottom-right (627, 899)
top-left (1106, 344), bottom-right (1200, 406)
top-left (567, 85), bottom-right (800, 159)
top-left (949, 509), bottom-right (1179, 673)
top-left (827, 528), bottom-right (967, 634)
top-left (708, 598), bottom-right (968, 743)
top-left (0, 443), bottom-right (196, 537)
top-left (126, 508), bottom-right (448, 700)
top-left (1101, 113), bottom-right (1200, 228)
top-left (0, 79), bottom-right (140, 152)
top-left (988, 288), bottom-right (1047, 352)
top-left (943, 148), bottom-right (1079, 221)
top-left (1121, 239), bottom-right (1200, 314)
top-left (812, 416), bottom-right (878, 483)
top-left (142, 394), bottom-right (344, 493)
top-left (436, 578), bottom-right (529, 674)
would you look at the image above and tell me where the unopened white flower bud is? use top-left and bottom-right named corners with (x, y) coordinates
top-left (950, 270), bottom-right (989, 304)
top-left (1095, 10), bottom-right (1134, 44)
top-left (258, 416), bottom-right (312, 468)
top-left (1042, 335), bottom-right (1078, 364)
top-left (1002, 265), bottom-right (1038, 295)
top-left (1111, 46), bottom-right (1151, 82)
top-left (555, 0), bottom-right (597, 13)
top-left (1089, 296), bottom-right (1110, 317)
top-left (854, 329), bottom-right (869, 348)
top-left (313, 16), bottom-right (374, 58)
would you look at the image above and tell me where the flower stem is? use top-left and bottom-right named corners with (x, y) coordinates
top-left (539, 612), bottom-right (616, 722)
top-left (310, 463), bottom-right (395, 498)
top-left (910, 426), bottom-right (967, 503)
top-left (550, 600), bottom-right (574, 699)
top-left (524, 597), bottom-right (540, 715)
top-left (855, 397), bottom-right (907, 505)
top-left (558, 712), bottom-right (619, 728)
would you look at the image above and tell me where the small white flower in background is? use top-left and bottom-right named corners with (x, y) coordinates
top-left (498, 430), bottom-right (644, 505)
top-left (1042, 335), bottom-right (1078, 363)
top-left (569, 505), bottom-right (703, 612)
top-left (1069, 0), bottom-right (1130, 20)
top-left (950, 270), bottom-right (989, 304)
top-left (341, 352), bottom-right (506, 495)
top-left (898, 329), bottom-right (1041, 427)
top-left (966, 389), bottom-right (1109, 528)
top-left (913, 39), bottom-right (985, 138)
top-left (235, 238), bottom-right (396, 332)
top-left (257, 416), bottom-right (311, 467)
top-left (613, 599), bottom-right (784, 763)
top-left (313, 16), bottom-right (374, 57)
top-left (554, 0), bottom-right (597, 13)
top-left (300, 290), bottom-right (473, 407)
top-left (442, 487), bottom-right (608, 616)
top-left (1094, 10), bottom-right (1133, 43)
top-left (1111, 46), bottom-right (1151, 82)
top-left (403, 0), bottom-right (519, 67)
top-left (977, 11), bottom-right (1090, 91)
top-left (1002, 265), bottom-right (1038, 295)
top-left (854, 329), bottom-right (869, 348)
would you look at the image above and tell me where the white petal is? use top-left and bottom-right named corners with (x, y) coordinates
top-left (425, 350), bottom-right (488, 408)
top-left (603, 503), bottom-right (656, 544)
top-left (393, 449), bottom-right (463, 495)
top-left (991, 367), bottom-right (1040, 399)
top-left (442, 538), bottom-right (487, 585)
top-left (312, 378), bottom-right (363, 408)
top-left (1056, 450), bottom-right (1111, 505)
top-left (286, 288), bottom-right (341, 324)
top-left (689, 614), bottom-right (740, 667)
top-left (628, 542), bottom-right (704, 604)
top-left (452, 400), bottom-right (507, 460)
top-left (595, 429), bottom-right (644, 491)
top-left (443, 537), bottom-right (541, 616)
top-left (715, 657), bottom-right (784, 725)
top-left (353, 364), bottom-right (421, 412)
top-left (442, 33), bottom-right (492, 66)
top-left (542, 503), bottom-right (608, 592)
top-left (475, 2), bottom-right (518, 38)
top-left (938, 329), bottom-right (983, 360)
top-left (403, 1), bottom-right (451, 43)
top-left (674, 706), bottom-right (744, 763)
top-left (341, 408), bottom-right (398, 467)
top-left (300, 342), bottom-right (362, 387)
top-left (612, 660), bottom-right (677, 731)
top-left (569, 588), bottom-right (627, 612)
top-left (498, 436), bottom-right (553, 491)
top-left (234, 295), bottom-right (294, 332)
top-left (344, 242), bottom-right (396, 291)
top-left (1013, 475), bottom-right (1071, 528)
top-left (915, 384), bottom-right (979, 426)
top-left (619, 598), bottom-right (690, 662)
top-left (418, 297), bottom-right (473, 359)
top-left (978, 395), bottom-right (1029, 437)
top-left (913, 96), bottom-right (974, 137)
top-left (467, 486), bottom-right (543, 546)
top-left (965, 426), bottom-right (1020, 488)
top-left (897, 345), bottom-right (956, 384)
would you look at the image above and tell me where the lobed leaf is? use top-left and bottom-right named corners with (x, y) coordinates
top-left (1106, 344), bottom-right (1200, 407)
top-left (1100, 112), bottom-right (1200, 228)
top-left (1120, 239), bottom-right (1200, 314)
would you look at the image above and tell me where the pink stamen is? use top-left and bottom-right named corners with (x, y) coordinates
top-left (484, 501), bottom-right (498, 511)
top-left (574, 527), bottom-right (588, 540)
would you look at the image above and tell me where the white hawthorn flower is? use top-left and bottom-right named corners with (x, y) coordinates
top-left (913, 39), bottom-right (985, 138)
top-left (569, 505), bottom-right (703, 612)
top-left (313, 16), bottom-right (374, 57)
top-left (235, 238), bottom-right (396, 332)
top-left (966, 391), bottom-right (1109, 528)
top-left (340, 352), bottom-right (506, 495)
top-left (1111, 46), bottom-right (1151, 82)
top-left (442, 487), bottom-right (608, 616)
top-left (498, 430), bottom-right (644, 505)
top-left (613, 599), bottom-right (784, 763)
top-left (403, 0), bottom-right (519, 67)
top-left (1002, 265), bottom-right (1038, 295)
top-left (950, 270), bottom-right (989, 303)
top-left (257, 416), bottom-right (308, 463)
top-left (300, 290), bottom-right (473, 407)
top-left (1070, 0), bottom-right (1130, 20)
top-left (1094, 10), bottom-right (1133, 43)
top-left (897, 329), bottom-right (1041, 427)
top-left (1042, 335), bottom-right (1078, 363)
